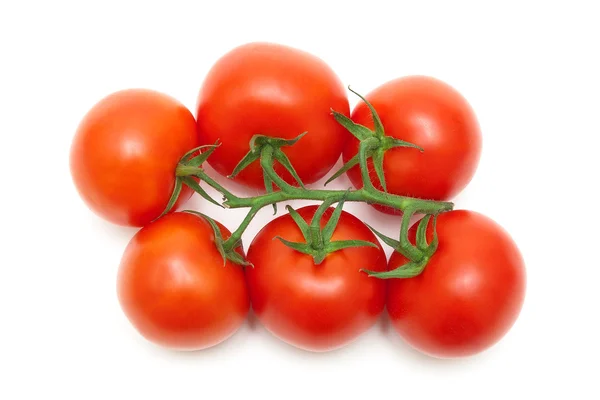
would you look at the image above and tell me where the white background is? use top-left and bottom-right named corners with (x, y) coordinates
top-left (1, 1), bottom-right (599, 398)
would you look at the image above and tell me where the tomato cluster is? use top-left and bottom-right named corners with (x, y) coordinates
top-left (70, 42), bottom-right (526, 358)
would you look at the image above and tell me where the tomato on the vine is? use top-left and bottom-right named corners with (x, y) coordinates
top-left (196, 42), bottom-right (350, 189)
top-left (245, 206), bottom-right (387, 352)
top-left (344, 76), bottom-right (482, 214)
top-left (117, 212), bottom-right (249, 350)
top-left (70, 89), bottom-right (198, 227)
top-left (387, 210), bottom-right (526, 358)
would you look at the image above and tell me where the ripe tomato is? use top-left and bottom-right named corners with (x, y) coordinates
top-left (387, 210), bottom-right (526, 358)
top-left (344, 76), bottom-right (482, 214)
top-left (196, 42), bottom-right (350, 189)
top-left (245, 206), bottom-right (387, 352)
top-left (70, 89), bottom-right (198, 227)
top-left (117, 212), bottom-right (249, 350)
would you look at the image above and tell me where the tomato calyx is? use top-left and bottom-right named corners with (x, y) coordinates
top-left (274, 196), bottom-right (378, 265)
top-left (230, 132), bottom-right (308, 214)
top-left (160, 143), bottom-right (226, 218)
top-left (229, 133), bottom-right (307, 186)
top-left (183, 210), bottom-right (251, 267)
top-left (364, 213), bottom-right (439, 279)
top-left (326, 87), bottom-right (423, 191)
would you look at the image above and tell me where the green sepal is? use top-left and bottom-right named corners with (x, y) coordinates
top-left (253, 131), bottom-right (307, 149)
top-left (274, 235), bottom-right (328, 265)
top-left (158, 177), bottom-right (183, 219)
top-left (229, 148), bottom-right (260, 179)
top-left (187, 143), bottom-right (220, 167)
top-left (348, 86), bottom-right (385, 137)
top-left (180, 176), bottom-right (223, 208)
top-left (324, 153), bottom-right (360, 186)
top-left (385, 137), bottom-right (424, 152)
top-left (273, 236), bottom-right (314, 255)
top-left (190, 211), bottom-right (227, 265)
top-left (365, 215), bottom-right (439, 280)
top-left (415, 215), bottom-right (432, 251)
top-left (330, 109), bottom-right (373, 140)
top-left (308, 197), bottom-right (339, 250)
top-left (326, 240), bottom-right (378, 252)
top-left (366, 223), bottom-right (401, 249)
top-left (425, 215), bottom-right (439, 256)
top-left (285, 205), bottom-right (311, 243)
top-left (312, 253), bottom-right (327, 265)
top-left (183, 210), bottom-right (252, 267)
top-left (180, 143), bottom-right (220, 164)
top-left (368, 212), bottom-right (424, 262)
top-left (321, 193), bottom-right (349, 242)
top-left (228, 238), bottom-right (243, 251)
top-left (273, 149), bottom-right (306, 189)
top-left (362, 258), bottom-right (427, 279)
top-left (372, 148), bottom-right (387, 192)
top-left (226, 250), bottom-right (253, 267)
top-left (398, 209), bottom-right (424, 261)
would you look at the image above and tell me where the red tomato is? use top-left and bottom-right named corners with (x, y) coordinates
top-left (117, 212), bottom-right (249, 350)
top-left (196, 42), bottom-right (350, 189)
top-left (387, 210), bottom-right (526, 358)
top-left (344, 76), bottom-right (482, 214)
top-left (70, 89), bottom-right (198, 227)
top-left (246, 206), bottom-right (387, 352)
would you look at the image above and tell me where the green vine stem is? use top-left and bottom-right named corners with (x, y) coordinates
top-left (170, 88), bottom-right (455, 279)
top-left (174, 141), bottom-right (452, 271)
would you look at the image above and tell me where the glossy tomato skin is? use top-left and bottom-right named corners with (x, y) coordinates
top-left (344, 76), bottom-right (482, 214)
top-left (196, 42), bottom-right (350, 189)
top-left (387, 210), bottom-right (526, 358)
top-left (246, 206), bottom-right (387, 352)
top-left (70, 89), bottom-right (198, 227)
top-left (117, 212), bottom-right (249, 350)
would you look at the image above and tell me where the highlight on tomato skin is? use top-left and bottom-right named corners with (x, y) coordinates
top-left (117, 212), bottom-right (249, 351)
top-left (386, 210), bottom-right (526, 358)
top-left (245, 205), bottom-right (387, 352)
top-left (195, 42), bottom-right (351, 190)
top-left (70, 89), bottom-right (198, 227)
top-left (343, 76), bottom-right (482, 215)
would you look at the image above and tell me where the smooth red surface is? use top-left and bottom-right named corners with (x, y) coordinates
top-left (196, 42), bottom-right (350, 189)
top-left (387, 210), bottom-right (526, 358)
top-left (344, 76), bottom-right (482, 214)
top-left (70, 89), bottom-right (198, 227)
top-left (117, 212), bottom-right (249, 350)
top-left (246, 206), bottom-right (387, 352)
